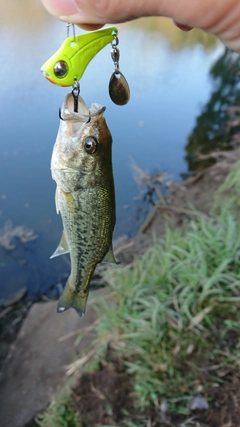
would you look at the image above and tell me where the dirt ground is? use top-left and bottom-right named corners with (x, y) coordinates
top-left (73, 354), bottom-right (240, 427)
top-left (73, 354), bottom-right (135, 427)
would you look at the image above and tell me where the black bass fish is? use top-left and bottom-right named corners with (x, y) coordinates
top-left (51, 93), bottom-right (118, 317)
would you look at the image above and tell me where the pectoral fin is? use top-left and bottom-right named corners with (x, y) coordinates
top-left (102, 244), bottom-right (120, 264)
top-left (50, 231), bottom-right (69, 259)
top-left (55, 187), bottom-right (59, 214)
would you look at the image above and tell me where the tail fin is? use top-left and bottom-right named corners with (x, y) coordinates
top-left (57, 281), bottom-right (89, 317)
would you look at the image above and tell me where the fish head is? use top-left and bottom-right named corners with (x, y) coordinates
top-left (51, 93), bottom-right (113, 191)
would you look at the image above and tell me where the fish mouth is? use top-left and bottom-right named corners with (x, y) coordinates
top-left (60, 93), bottom-right (106, 122)
top-left (65, 105), bottom-right (106, 122)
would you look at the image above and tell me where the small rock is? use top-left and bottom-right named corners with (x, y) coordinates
top-left (191, 395), bottom-right (209, 411)
top-left (160, 399), bottom-right (168, 413)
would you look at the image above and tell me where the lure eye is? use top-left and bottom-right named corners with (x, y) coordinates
top-left (84, 136), bottom-right (98, 154)
top-left (54, 61), bottom-right (68, 78)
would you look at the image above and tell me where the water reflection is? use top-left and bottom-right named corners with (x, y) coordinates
top-left (0, 3), bottom-right (224, 298)
top-left (185, 48), bottom-right (240, 171)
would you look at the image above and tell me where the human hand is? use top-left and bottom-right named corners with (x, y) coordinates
top-left (41, 0), bottom-right (240, 52)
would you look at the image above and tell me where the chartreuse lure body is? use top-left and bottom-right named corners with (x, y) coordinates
top-left (41, 26), bottom-right (118, 87)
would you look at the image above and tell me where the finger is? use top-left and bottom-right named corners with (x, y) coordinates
top-left (40, 0), bottom-right (237, 32)
top-left (41, 0), bottom-right (147, 24)
top-left (173, 20), bottom-right (193, 32)
top-left (76, 23), bottom-right (103, 31)
top-left (41, 0), bottom-right (240, 52)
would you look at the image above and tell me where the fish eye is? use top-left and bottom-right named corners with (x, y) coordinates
top-left (84, 136), bottom-right (98, 154)
top-left (54, 61), bottom-right (68, 78)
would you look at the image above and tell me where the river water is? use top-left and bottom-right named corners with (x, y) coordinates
top-left (0, 1), bottom-right (228, 298)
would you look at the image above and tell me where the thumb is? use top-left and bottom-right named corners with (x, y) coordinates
top-left (40, 0), bottom-right (193, 26)
top-left (41, 0), bottom-right (240, 52)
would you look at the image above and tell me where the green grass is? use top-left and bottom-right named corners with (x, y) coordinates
top-left (35, 385), bottom-right (81, 427)
top-left (214, 158), bottom-right (240, 212)
top-left (95, 161), bottom-right (240, 414)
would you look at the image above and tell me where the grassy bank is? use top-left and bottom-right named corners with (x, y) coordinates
top-left (36, 161), bottom-right (240, 426)
top-left (96, 161), bottom-right (240, 414)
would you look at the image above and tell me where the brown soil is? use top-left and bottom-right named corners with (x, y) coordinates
top-left (73, 355), bottom-right (135, 426)
top-left (202, 373), bottom-right (240, 427)
top-left (73, 355), bottom-right (240, 427)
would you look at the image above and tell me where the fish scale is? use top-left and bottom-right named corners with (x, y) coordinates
top-left (50, 93), bottom-right (118, 317)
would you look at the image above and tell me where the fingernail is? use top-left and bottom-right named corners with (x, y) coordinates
top-left (60, 13), bottom-right (84, 23)
top-left (43, 0), bottom-right (79, 17)
top-left (60, 14), bottom-right (103, 30)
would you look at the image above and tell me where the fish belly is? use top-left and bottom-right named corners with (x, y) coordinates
top-left (57, 185), bottom-right (115, 316)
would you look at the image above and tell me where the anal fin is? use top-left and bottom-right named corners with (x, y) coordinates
top-left (102, 244), bottom-right (120, 264)
top-left (50, 231), bottom-right (69, 259)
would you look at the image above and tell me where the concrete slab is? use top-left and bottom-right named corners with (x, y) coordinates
top-left (0, 291), bottom-right (102, 427)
